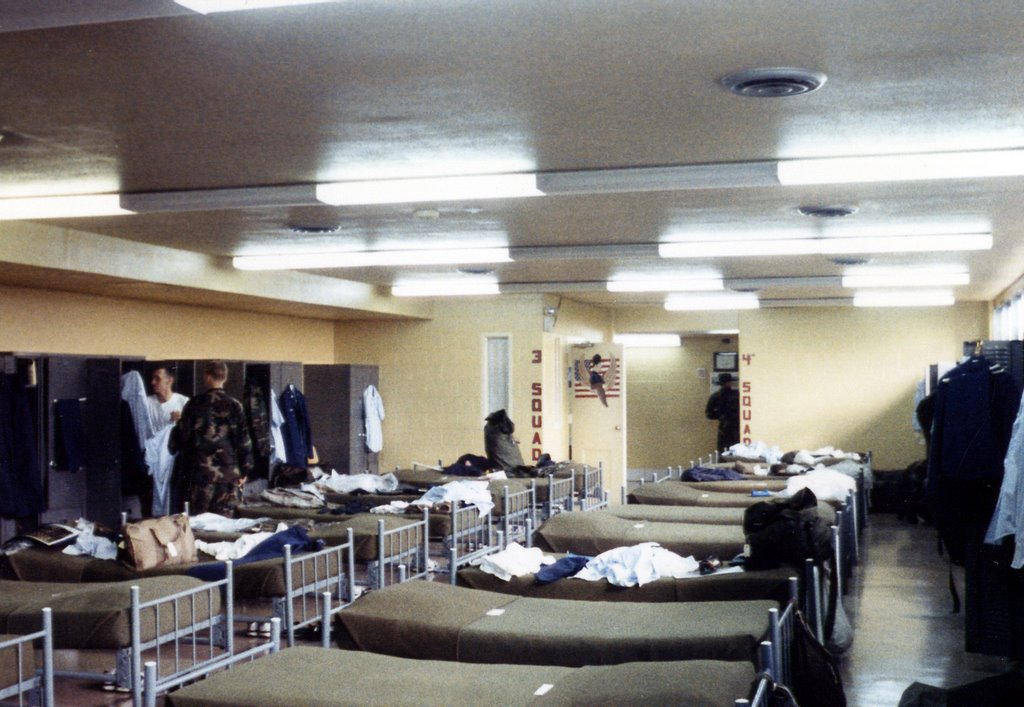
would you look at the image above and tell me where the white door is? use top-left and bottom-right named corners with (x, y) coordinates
top-left (567, 344), bottom-right (626, 503)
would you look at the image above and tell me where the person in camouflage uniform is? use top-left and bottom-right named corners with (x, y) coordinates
top-left (169, 361), bottom-right (254, 515)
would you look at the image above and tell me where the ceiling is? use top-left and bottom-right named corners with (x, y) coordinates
top-left (2, 0), bottom-right (1024, 317)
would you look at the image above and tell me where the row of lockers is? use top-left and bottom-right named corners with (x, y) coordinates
top-left (1, 353), bottom-right (378, 541)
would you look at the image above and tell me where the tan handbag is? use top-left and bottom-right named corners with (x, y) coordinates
top-left (122, 513), bottom-right (197, 570)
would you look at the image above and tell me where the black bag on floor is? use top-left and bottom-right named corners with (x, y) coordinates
top-left (790, 610), bottom-right (847, 707)
top-left (743, 488), bottom-right (832, 570)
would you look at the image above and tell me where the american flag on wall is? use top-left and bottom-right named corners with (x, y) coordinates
top-left (573, 354), bottom-right (621, 400)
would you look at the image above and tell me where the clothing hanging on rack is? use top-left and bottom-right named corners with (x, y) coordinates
top-left (926, 354), bottom-right (1024, 657)
top-left (0, 372), bottom-right (44, 518)
top-left (279, 384), bottom-right (313, 468)
top-left (985, 387), bottom-right (1024, 567)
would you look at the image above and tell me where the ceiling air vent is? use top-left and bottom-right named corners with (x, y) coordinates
top-left (721, 67), bottom-right (827, 97)
top-left (797, 205), bottom-right (858, 218)
top-left (288, 224), bottom-right (341, 234)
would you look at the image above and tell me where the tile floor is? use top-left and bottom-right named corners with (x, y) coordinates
top-left (840, 513), bottom-right (1014, 706)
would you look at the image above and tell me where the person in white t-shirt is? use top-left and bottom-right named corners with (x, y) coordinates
top-left (147, 364), bottom-right (189, 432)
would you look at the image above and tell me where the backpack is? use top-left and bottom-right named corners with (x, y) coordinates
top-left (743, 488), bottom-right (832, 570)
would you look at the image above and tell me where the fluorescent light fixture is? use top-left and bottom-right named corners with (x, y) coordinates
top-left (842, 270), bottom-right (970, 288)
top-left (316, 174), bottom-right (542, 206)
top-left (174, 0), bottom-right (337, 13)
top-left (778, 149), bottom-right (1024, 185)
top-left (233, 247), bottom-right (510, 271)
top-left (607, 277), bottom-right (724, 292)
top-left (706, 329), bottom-right (740, 335)
top-left (659, 233), bottom-right (992, 258)
top-left (537, 162), bottom-right (777, 194)
top-left (392, 279), bottom-right (500, 297)
top-left (0, 194), bottom-right (131, 220)
top-left (613, 333), bottom-right (682, 348)
top-left (664, 292), bottom-right (760, 311)
top-left (853, 289), bottom-right (955, 307)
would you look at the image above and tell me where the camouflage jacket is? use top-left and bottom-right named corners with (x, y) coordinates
top-left (169, 388), bottom-right (255, 485)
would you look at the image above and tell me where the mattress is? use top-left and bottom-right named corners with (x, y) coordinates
top-left (393, 468), bottom-right (582, 503)
top-left (535, 512), bottom-right (745, 559)
top-left (0, 576), bottom-right (217, 650)
top-left (609, 500), bottom-right (837, 526)
top-left (628, 482), bottom-right (773, 507)
top-left (165, 646), bottom-right (758, 707)
top-left (456, 563), bottom-right (797, 605)
top-left (335, 581), bottom-right (772, 667)
top-left (679, 479), bottom-right (789, 494)
top-left (2, 547), bottom-right (289, 598)
top-left (607, 504), bottom-right (746, 524)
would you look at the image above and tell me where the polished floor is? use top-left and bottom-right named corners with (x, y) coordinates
top-left (46, 511), bottom-right (1020, 706)
top-left (840, 513), bottom-right (1014, 706)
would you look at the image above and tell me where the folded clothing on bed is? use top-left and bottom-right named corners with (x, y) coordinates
top-left (165, 646), bottom-right (759, 707)
top-left (0, 576), bottom-right (217, 649)
top-left (336, 581), bottom-right (773, 667)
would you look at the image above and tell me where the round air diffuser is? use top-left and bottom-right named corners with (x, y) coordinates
top-left (721, 67), bottom-right (827, 97)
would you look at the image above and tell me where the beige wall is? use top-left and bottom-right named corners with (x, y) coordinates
top-left (737, 303), bottom-right (988, 470)
top-left (626, 336), bottom-right (738, 470)
top-left (0, 284), bottom-right (335, 361)
top-left (334, 295), bottom-right (547, 471)
top-left (333, 295), bottom-right (619, 477)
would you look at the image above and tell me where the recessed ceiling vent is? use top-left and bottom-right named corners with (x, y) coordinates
top-left (721, 67), bottom-right (827, 97)
top-left (830, 257), bottom-right (872, 266)
top-left (797, 205), bottom-right (857, 218)
top-left (288, 224), bottom-right (341, 234)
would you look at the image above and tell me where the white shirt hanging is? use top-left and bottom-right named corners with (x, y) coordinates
top-left (363, 384), bottom-right (385, 453)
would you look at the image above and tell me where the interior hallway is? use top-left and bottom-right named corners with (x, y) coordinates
top-left (841, 513), bottom-right (1015, 706)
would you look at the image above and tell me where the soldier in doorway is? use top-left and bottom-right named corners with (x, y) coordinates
top-left (705, 372), bottom-right (740, 452)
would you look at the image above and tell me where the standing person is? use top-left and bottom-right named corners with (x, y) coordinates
top-left (169, 361), bottom-right (253, 515)
top-left (705, 372), bottom-right (740, 453)
top-left (147, 364), bottom-right (189, 432)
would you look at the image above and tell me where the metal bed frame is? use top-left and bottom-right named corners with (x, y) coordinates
top-left (367, 509), bottom-right (432, 589)
top-left (274, 531), bottom-right (357, 648)
top-left (444, 504), bottom-right (500, 584)
top-left (541, 471), bottom-right (576, 519)
top-left (43, 562), bottom-right (277, 706)
top-left (499, 481), bottom-right (537, 548)
top-left (576, 463), bottom-right (608, 511)
top-left (0, 608), bottom-right (54, 707)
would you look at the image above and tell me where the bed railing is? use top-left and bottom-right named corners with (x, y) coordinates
top-left (736, 641), bottom-right (777, 706)
top-left (445, 504), bottom-right (499, 584)
top-left (0, 608), bottom-right (54, 707)
top-left (278, 530), bottom-right (357, 647)
top-left (542, 472), bottom-right (575, 519)
top-left (736, 576), bottom-right (799, 705)
top-left (576, 464), bottom-right (608, 512)
top-left (370, 509), bottom-right (431, 589)
top-left (500, 481), bottom-right (537, 548)
top-left (143, 616), bottom-right (282, 707)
